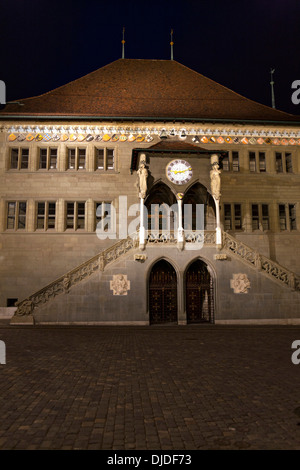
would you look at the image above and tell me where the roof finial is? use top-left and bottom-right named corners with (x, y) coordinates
top-left (270, 67), bottom-right (276, 109)
top-left (122, 27), bottom-right (125, 59)
top-left (170, 29), bottom-right (174, 61)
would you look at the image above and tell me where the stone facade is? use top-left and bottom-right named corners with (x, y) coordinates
top-left (0, 60), bottom-right (300, 325)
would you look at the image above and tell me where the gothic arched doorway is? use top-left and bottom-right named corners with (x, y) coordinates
top-left (185, 259), bottom-right (214, 323)
top-left (149, 259), bottom-right (178, 324)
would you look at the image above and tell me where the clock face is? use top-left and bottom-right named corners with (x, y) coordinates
top-left (166, 159), bottom-right (193, 185)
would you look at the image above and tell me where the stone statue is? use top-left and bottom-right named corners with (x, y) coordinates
top-left (137, 162), bottom-right (148, 199)
top-left (210, 163), bottom-right (221, 200)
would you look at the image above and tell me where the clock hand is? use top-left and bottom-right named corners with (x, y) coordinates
top-left (171, 167), bottom-right (192, 174)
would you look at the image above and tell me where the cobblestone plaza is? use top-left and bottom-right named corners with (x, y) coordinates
top-left (0, 324), bottom-right (299, 450)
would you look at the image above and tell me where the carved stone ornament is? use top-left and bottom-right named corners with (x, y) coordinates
top-left (16, 299), bottom-right (34, 316)
top-left (110, 274), bottom-right (131, 296)
top-left (230, 273), bottom-right (251, 294)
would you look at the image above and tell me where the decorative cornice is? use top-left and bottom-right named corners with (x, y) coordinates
top-left (3, 123), bottom-right (300, 146)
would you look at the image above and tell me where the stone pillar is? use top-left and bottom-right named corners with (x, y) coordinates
top-left (27, 199), bottom-right (36, 232)
top-left (86, 198), bottom-right (95, 232)
top-left (139, 197), bottom-right (146, 250)
top-left (0, 198), bottom-right (6, 232)
top-left (57, 198), bottom-right (65, 232)
top-left (176, 193), bottom-right (184, 250)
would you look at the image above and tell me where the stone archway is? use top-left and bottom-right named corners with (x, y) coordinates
top-left (149, 259), bottom-right (178, 324)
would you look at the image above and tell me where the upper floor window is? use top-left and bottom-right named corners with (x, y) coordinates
top-left (95, 202), bottom-right (113, 233)
top-left (279, 203), bottom-right (297, 231)
top-left (39, 148), bottom-right (57, 170)
top-left (232, 152), bottom-right (239, 172)
top-left (67, 148), bottom-right (86, 170)
top-left (10, 148), bottom-right (29, 170)
top-left (259, 152), bottom-right (266, 172)
top-left (249, 152), bottom-right (256, 172)
top-left (7, 201), bottom-right (27, 230)
top-left (36, 202), bottom-right (56, 230)
top-left (251, 204), bottom-right (269, 231)
top-left (95, 148), bottom-right (115, 171)
top-left (276, 152), bottom-right (293, 173)
top-left (223, 203), bottom-right (242, 231)
top-left (66, 202), bottom-right (85, 230)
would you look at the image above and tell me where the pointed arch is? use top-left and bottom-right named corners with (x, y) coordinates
top-left (184, 257), bottom-right (215, 324)
top-left (148, 258), bottom-right (178, 325)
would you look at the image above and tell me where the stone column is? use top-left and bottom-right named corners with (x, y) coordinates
top-left (27, 199), bottom-right (36, 232)
top-left (86, 198), bottom-right (95, 232)
top-left (139, 197), bottom-right (146, 250)
top-left (176, 193), bottom-right (184, 250)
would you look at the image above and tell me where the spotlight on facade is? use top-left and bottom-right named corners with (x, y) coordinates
top-left (179, 129), bottom-right (187, 139)
top-left (159, 129), bottom-right (168, 139)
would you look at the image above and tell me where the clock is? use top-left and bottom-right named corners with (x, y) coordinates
top-left (166, 159), bottom-right (193, 185)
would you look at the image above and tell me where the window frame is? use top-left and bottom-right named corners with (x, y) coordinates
top-left (38, 147), bottom-right (58, 170)
top-left (6, 201), bottom-right (27, 230)
top-left (36, 201), bottom-right (57, 231)
top-left (94, 147), bottom-right (116, 171)
top-left (9, 147), bottom-right (29, 170)
top-left (67, 147), bottom-right (86, 171)
top-left (65, 201), bottom-right (86, 231)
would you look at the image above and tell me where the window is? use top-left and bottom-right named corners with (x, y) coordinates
top-left (249, 152), bottom-right (256, 172)
top-left (96, 149), bottom-right (104, 169)
top-left (232, 152), bottom-right (239, 172)
top-left (252, 204), bottom-right (259, 230)
top-left (107, 149), bottom-right (114, 170)
top-left (10, 148), bottom-right (29, 170)
top-left (262, 204), bottom-right (269, 230)
top-left (234, 204), bottom-right (242, 230)
top-left (259, 152), bottom-right (266, 172)
top-left (39, 148), bottom-right (57, 170)
top-left (224, 204), bottom-right (232, 230)
top-left (95, 148), bottom-right (115, 171)
top-left (36, 202), bottom-right (56, 230)
top-left (285, 153), bottom-right (293, 173)
top-left (289, 204), bottom-right (297, 230)
top-left (7, 201), bottom-right (27, 230)
top-left (279, 204), bottom-right (286, 230)
top-left (67, 148), bottom-right (86, 170)
top-left (276, 153), bottom-right (283, 173)
top-left (66, 202), bottom-right (85, 230)
top-left (95, 202), bottom-right (113, 233)
top-left (221, 155), bottom-right (229, 171)
top-left (7, 298), bottom-right (18, 307)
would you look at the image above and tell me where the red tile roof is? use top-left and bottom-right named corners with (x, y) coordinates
top-left (1, 59), bottom-right (299, 122)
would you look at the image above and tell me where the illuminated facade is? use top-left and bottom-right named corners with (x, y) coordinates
top-left (0, 59), bottom-right (299, 324)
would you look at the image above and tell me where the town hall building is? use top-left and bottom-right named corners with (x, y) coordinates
top-left (0, 58), bottom-right (299, 325)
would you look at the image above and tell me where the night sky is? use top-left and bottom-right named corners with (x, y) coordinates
top-left (1, 0), bottom-right (300, 115)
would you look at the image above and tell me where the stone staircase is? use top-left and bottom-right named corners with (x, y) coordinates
top-left (11, 230), bottom-right (299, 323)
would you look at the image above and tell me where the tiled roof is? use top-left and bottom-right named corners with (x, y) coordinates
top-left (1, 59), bottom-right (299, 122)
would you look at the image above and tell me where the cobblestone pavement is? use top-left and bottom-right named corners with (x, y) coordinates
top-left (0, 323), bottom-right (300, 450)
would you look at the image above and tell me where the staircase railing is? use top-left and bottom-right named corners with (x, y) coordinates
top-left (14, 233), bottom-right (139, 316)
top-left (222, 231), bottom-right (300, 291)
